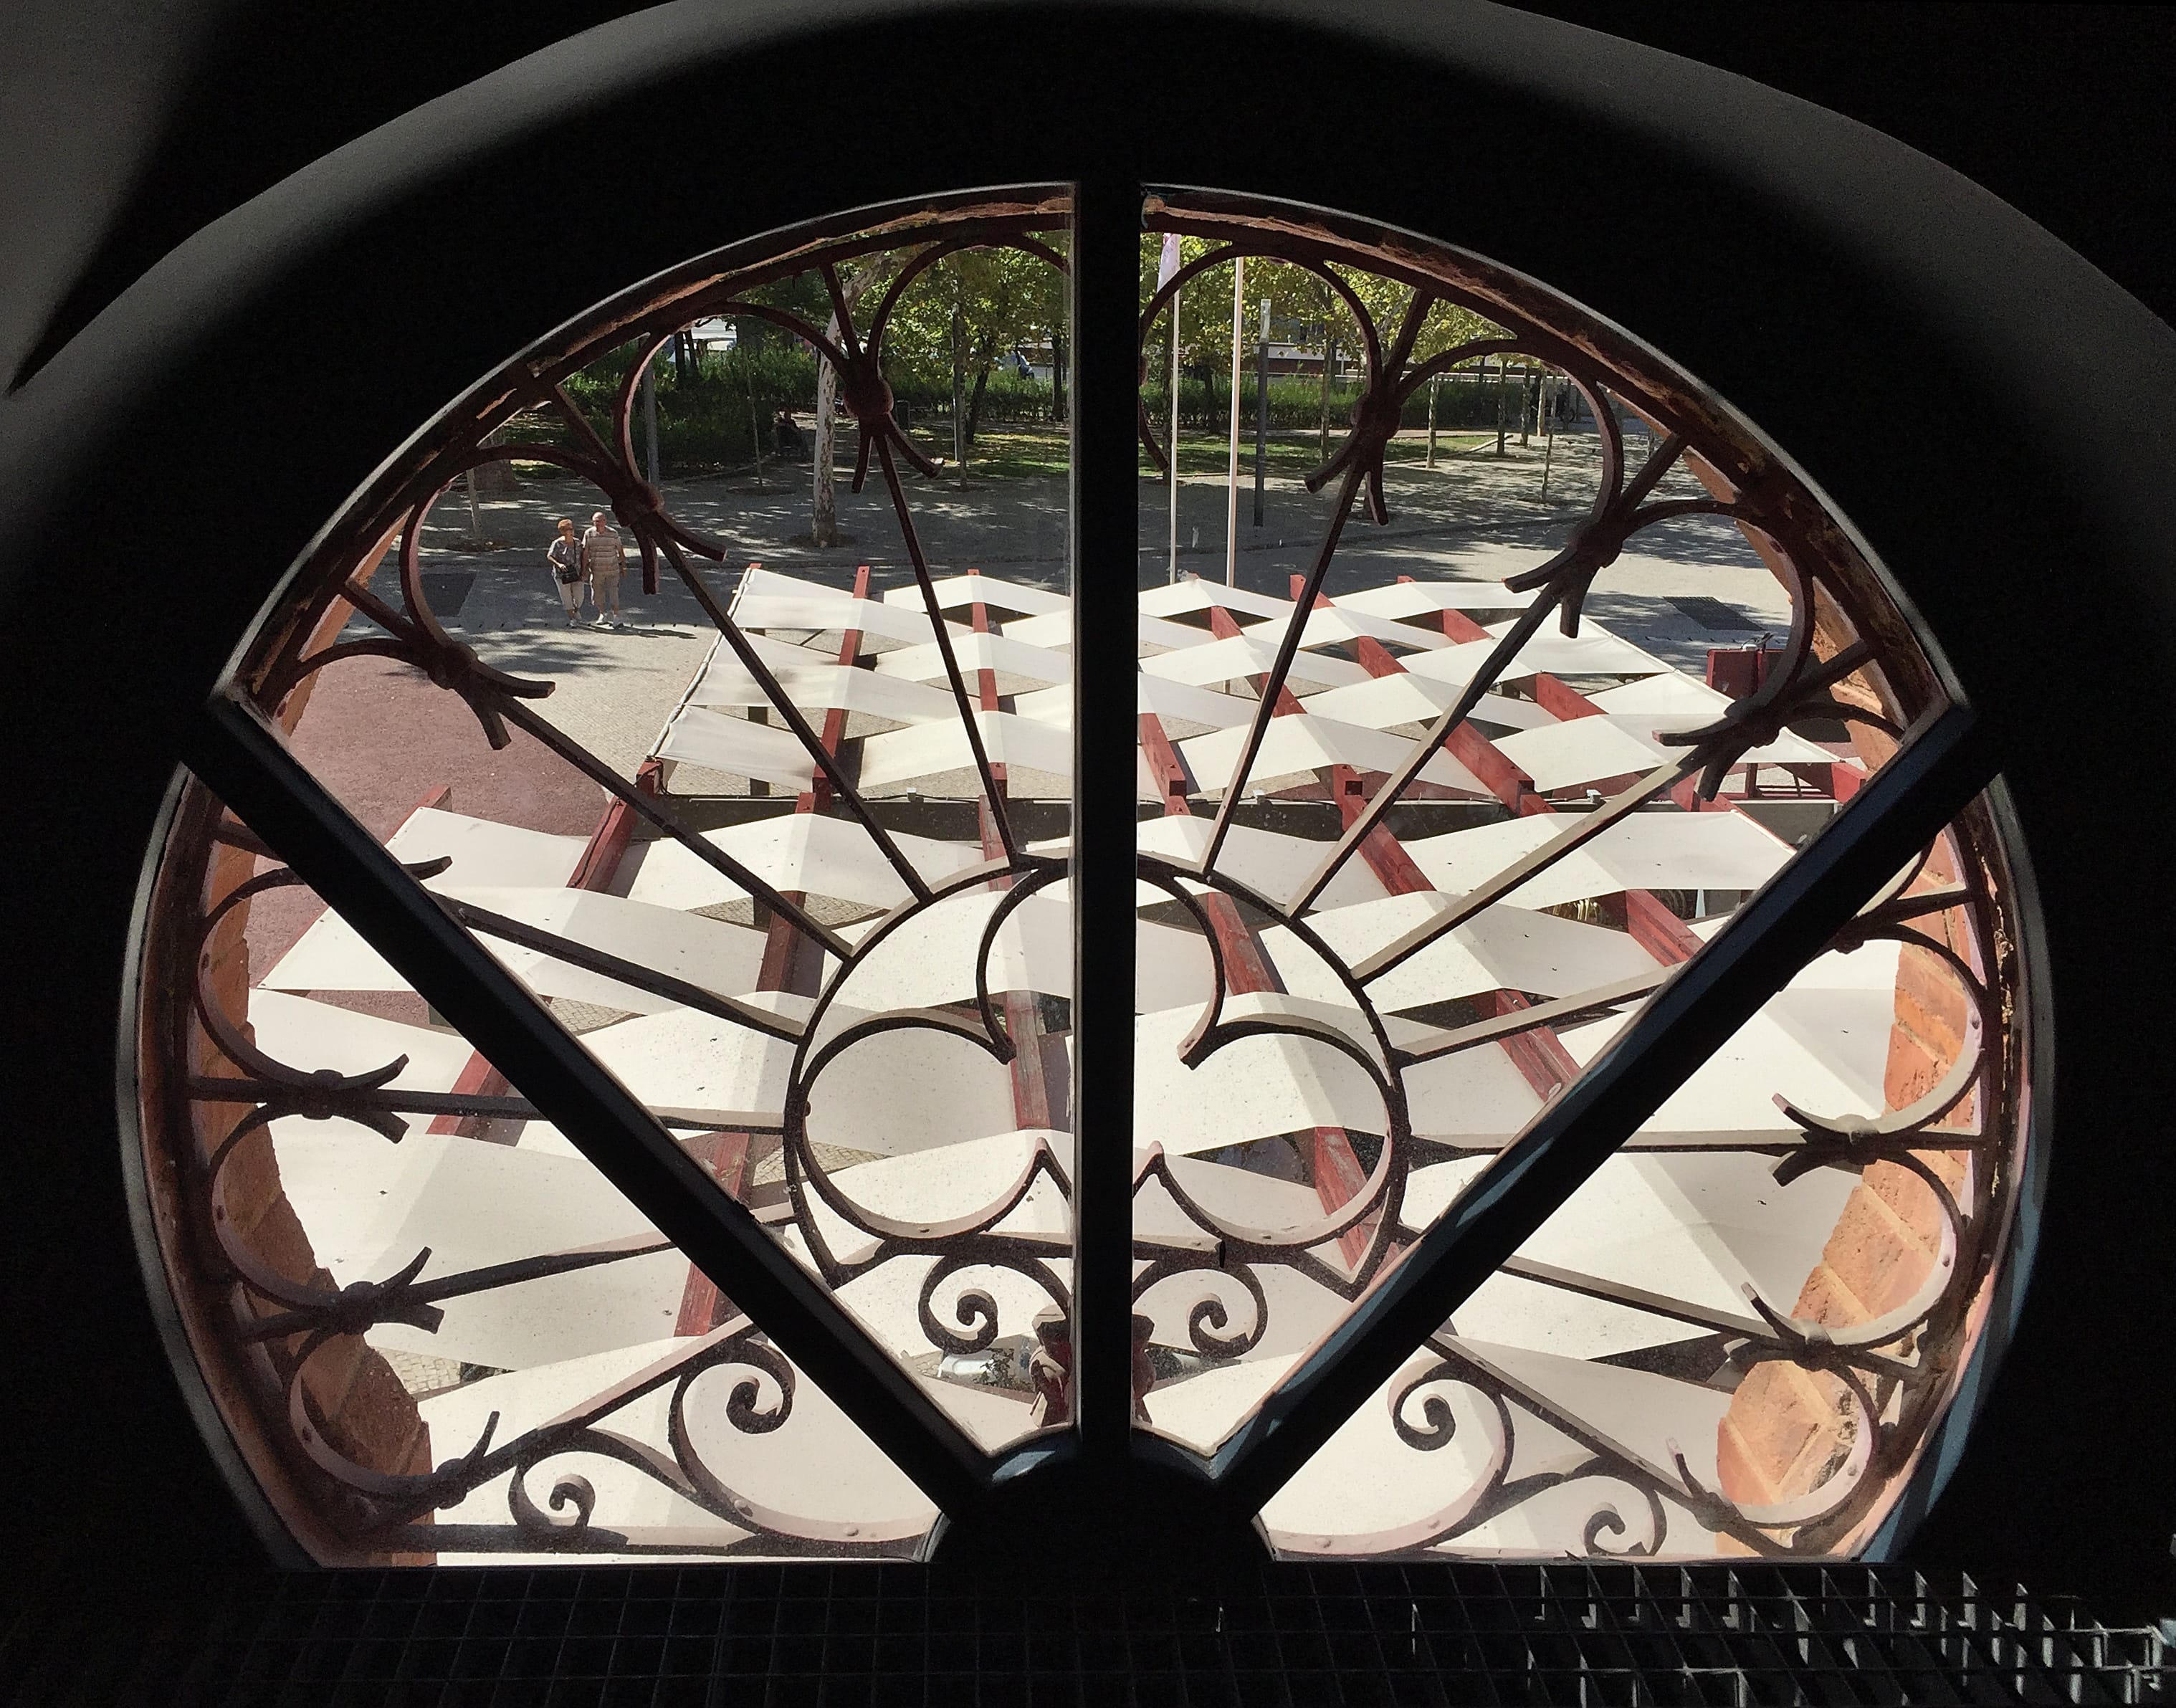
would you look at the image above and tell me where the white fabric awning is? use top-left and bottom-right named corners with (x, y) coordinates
top-left (621, 811), bottom-right (981, 910)
top-left (1177, 714), bottom-right (1489, 797)
top-left (879, 572), bottom-right (1069, 618)
top-left (872, 629), bottom-right (1072, 687)
top-left (1401, 810), bottom-right (1795, 907)
top-left (1493, 717), bottom-right (1676, 791)
top-left (1334, 578), bottom-right (1541, 617)
top-left (1140, 632), bottom-right (1370, 692)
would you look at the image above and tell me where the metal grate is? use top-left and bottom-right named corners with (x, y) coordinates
top-left (419, 569), bottom-right (477, 618)
top-left (2, 1565), bottom-right (2165, 1706)
top-left (1667, 596), bottom-right (1765, 633)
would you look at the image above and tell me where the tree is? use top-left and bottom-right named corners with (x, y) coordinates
top-left (882, 241), bottom-right (1066, 480)
top-left (811, 255), bottom-right (892, 547)
top-left (1135, 240), bottom-right (1479, 437)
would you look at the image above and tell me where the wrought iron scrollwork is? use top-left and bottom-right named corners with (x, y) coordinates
top-left (137, 187), bottom-right (2025, 1565)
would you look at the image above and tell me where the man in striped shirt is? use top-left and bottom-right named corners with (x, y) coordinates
top-left (581, 510), bottom-right (626, 626)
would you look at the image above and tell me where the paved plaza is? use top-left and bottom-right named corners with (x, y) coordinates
top-left (401, 429), bottom-right (1791, 788)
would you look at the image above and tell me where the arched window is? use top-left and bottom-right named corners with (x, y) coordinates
top-left (19, 3), bottom-right (2176, 1609)
top-left (126, 183), bottom-right (2032, 1568)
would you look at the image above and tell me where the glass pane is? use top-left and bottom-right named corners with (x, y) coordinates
top-left (1124, 194), bottom-right (2023, 1561)
top-left (135, 192), bottom-right (1075, 1563)
top-left (132, 183), bottom-right (2030, 1568)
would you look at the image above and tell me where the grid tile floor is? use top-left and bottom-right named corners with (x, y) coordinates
top-left (1, 1565), bottom-right (2166, 1707)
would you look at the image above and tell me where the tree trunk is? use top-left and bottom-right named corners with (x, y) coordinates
top-left (964, 361), bottom-right (994, 448)
top-left (1319, 329), bottom-right (1337, 459)
top-left (813, 350), bottom-right (843, 545)
top-left (812, 259), bottom-right (883, 548)
top-left (1049, 333), bottom-right (1067, 424)
top-left (473, 423), bottom-right (519, 495)
top-left (963, 330), bottom-right (1000, 448)
top-left (951, 305), bottom-right (968, 489)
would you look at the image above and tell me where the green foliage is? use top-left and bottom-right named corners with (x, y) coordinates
top-left (507, 234), bottom-right (1540, 478)
top-left (497, 340), bottom-right (824, 472)
top-left (1137, 235), bottom-right (1516, 375)
top-left (730, 272), bottom-right (832, 354)
top-left (1140, 430), bottom-right (1489, 480)
top-left (656, 343), bottom-right (819, 468)
top-left (879, 242), bottom-right (1066, 396)
top-left (1142, 371), bottom-right (1530, 434)
top-left (887, 368), bottom-right (1056, 425)
top-left (935, 427), bottom-right (1070, 480)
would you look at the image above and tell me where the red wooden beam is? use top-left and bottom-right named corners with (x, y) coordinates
top-left (1353, 634), bottom-right (1540, 816)
top-left (1210, 603), bottom-right (1304, 715)
top-left (960, 568), bottom-right (1059, 1135)
top-left (803, 565), bottom-right (870, 814)
top-left (1476, 989), bottom-right (1585, 1099)
top-left (672, 1132), bottom-right (755, 1335)
top-left (566, 757), bottom-right (662, 893)
top-left (679, 567), bottom-right (873, 1328)
top-left (1530, 674), bottom-right (1604, 722)
top-left (1394, 578), bottom-right (1594, 727)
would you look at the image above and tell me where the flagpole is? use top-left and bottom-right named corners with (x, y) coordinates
top-left (1157, 233), bottom-right (1184, 585)
top-left (1225, 254), bottom-right (1244, 588)
top-left (1168, 281), bottom-right (1182, 584)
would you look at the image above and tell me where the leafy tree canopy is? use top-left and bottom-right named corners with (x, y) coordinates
top-left (1136, 234), bottom-right (1519, 373)
top-left (879, 238), bottom-right (1068, 390)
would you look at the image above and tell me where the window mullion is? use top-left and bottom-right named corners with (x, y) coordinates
top-left (1069, 177), bottom-right (1144, 1465)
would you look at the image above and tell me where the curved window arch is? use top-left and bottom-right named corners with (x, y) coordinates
top-left (127, 184), bottom-right (2033, 1568)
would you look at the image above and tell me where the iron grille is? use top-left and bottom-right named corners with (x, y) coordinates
top-left (130, 185), bottom-right (2031, 1570)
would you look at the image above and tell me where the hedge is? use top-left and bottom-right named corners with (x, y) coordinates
top-left (500, 344), bottom-right (1575, 474)
top-left (1142, 373), bottom-right (1559, 434)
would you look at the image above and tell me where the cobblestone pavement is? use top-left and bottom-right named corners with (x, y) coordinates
top-left (399, 429), bottom-right (1790, 791)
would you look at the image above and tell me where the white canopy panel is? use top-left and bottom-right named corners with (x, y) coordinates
top-left (384, 807), bottom-right (591, 892)
top-left (1296, 606), bottom-right (1452, 654)
top-left (1494, 717), bottom-right (1680, 791)
top-left (855, 707), bottom-right (1077, 791)
top-left (999, 608), bottom-right (1209, 654)
top-left (1334, 579), bottom-right (1542, 617)
top-left (264, 884), bottom-right (772, 1012)
top-left (622, 812), bottom-right (980, 911)
top-left (1141, 633), bottom-right (1370, 692)
top-left (1139, 578), bottom-right (1295, 623)
top-left (1405, 624), bottom-right (1675, 689)
top-left (1401, 808), bottom-right (1795, 907)
top-left (880, 572), bottom-right (1069, 618)
top-left (1177, 715), bottom-right (1489, 797)
top-left (685, 657), bottom-right (958, 727)
top-left (872, 629), bottom-right (1072, 687)
top-left (734, 592), bottom-right (963, 650)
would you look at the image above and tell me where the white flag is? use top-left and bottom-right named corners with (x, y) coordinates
top-left (1156, 232), bottom-right (1182, 288)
